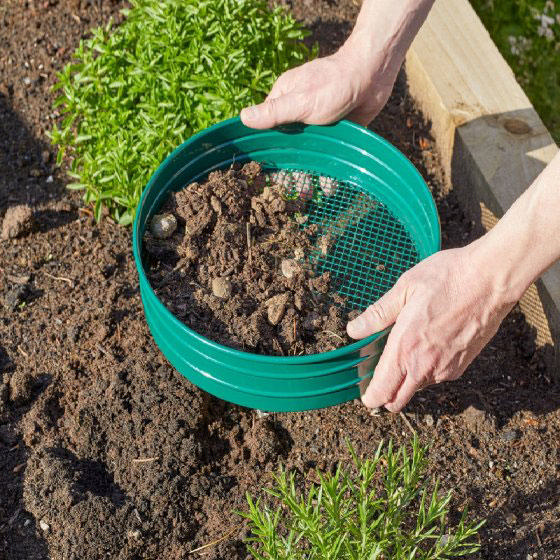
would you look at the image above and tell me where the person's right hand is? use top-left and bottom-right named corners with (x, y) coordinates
top-left (240, 41), bottom-right (401, 130)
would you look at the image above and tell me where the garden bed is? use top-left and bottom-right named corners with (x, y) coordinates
top-left (1, 1), bottom-right (560, 559)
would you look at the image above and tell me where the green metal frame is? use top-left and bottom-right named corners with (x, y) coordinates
top-left (132, 117), bottom-right (441, 411)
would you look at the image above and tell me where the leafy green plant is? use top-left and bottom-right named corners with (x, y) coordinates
top-left (470, 0), bottom-right (560, 143)
top-left (240, 437), bottom-right (483, 559)
top-left (50, 0), bottom-right (312, 225)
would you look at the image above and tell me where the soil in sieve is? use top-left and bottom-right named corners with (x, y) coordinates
top-left (143, 162), bottom-right (358, 356)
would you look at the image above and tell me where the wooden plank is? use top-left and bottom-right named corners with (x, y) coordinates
top-left (405, 0), bottom-right (560, 371)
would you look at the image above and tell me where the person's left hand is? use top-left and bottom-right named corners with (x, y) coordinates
top-left (347, 245), bottom-right (518, 412)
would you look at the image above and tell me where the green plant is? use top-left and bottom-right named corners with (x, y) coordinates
top-left (50, 0), bottom-right (312, 225)
top-left (470, 0), bottom-right (560, 143)
top-left (240, 437), bottom-right (483, 559)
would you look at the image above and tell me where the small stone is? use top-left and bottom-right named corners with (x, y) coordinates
top-left (211, 277), bottom-right (232, 299)
top-left (150, 213), bottom-right (177, 239)
top-left (461, 405), bottom-right (495, 433)
top-left (1, 205), bottom-right (34, 240)
top-left (266, 292), bottom-right (290, 326)
top-left (294, 292), bottom-right (303, 311)
top-left (501, 429), bottom-right (519, 442)
top-left (505, 512), bottom-right (517, 526)
top-left (23, 77), bottom-right (31, 86)
top-left (423, 414), bottom-right (435, 427)
top-left (128, 529), bottom-right (141, 539)
top-left (255, 410), bottom-right (269, 419)
top-left (281, 258), bottom-right (300, 279)
top-left (46, 175), bottom-right (53, 184)
top-left (183, 242), bottom-right (199, 261)
top-left (210, 195), bottom-right (222, 214)
top-left (294, 247), bottom-right (305, 260)
top-left (39, 519), bottom-right (50, 532)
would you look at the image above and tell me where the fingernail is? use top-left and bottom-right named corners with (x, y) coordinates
top-left (241, 106), bottom-right (257, 120)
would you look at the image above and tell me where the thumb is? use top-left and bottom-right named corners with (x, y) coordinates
top-left (347, 284), bottom-right (405, 339)
top-left (240, 93), bottom-right (304, 129)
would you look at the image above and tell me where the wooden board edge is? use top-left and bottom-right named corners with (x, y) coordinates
top-left (404, 0), bottom-right (560, 372)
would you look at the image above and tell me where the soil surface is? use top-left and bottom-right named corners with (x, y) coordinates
top-left (145, 162), bottom-right (353, 356)
top-left (1, 1), bottom-right (560, 560)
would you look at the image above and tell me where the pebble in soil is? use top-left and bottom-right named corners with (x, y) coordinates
top-left (144, 161), bottom-right (355, 355)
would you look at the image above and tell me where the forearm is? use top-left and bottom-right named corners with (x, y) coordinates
top-left (340, 0), bottom-right (435, 75)
top-left (470, 150), bottom-right (560, 302)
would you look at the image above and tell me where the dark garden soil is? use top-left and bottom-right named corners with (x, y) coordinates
top-left (1, 1), bottom-right (559, 560)
top-left (145, 163), bottom-right (353, 356)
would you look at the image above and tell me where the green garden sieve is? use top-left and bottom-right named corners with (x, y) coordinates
top-left (132, 117), bottom-right (440, 412)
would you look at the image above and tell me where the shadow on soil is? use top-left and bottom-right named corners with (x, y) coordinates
top-left (478, 477), bottom-right (560, 558)
top-left (0, 344), bottom-right (50, 560)
top-left (0, 92), bottom-right (75, 233)
top-left (0, 91), bottom-right (73, 559)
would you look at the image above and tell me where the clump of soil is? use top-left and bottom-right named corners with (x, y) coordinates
top-left (1, 204), bottom-right (34, 240)
top-left (144, 162), bottom-right (355, 355)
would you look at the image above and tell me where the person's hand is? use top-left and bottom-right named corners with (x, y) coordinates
top-left (240, 41), bottom-right (400, 129)
top-left (347, 245), bottom-right (519, 412)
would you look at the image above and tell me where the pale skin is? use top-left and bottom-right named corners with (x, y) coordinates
top-left (241, 0), bottom-right (560, 412)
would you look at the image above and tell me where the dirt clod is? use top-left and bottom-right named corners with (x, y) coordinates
top-left (266, 292), bottom-right (291, 326)
top-left (9, 370), bottom-right (35, 405)
top-left (145, 162), bottom-right (354, 355)
top-left (211, 277), bottom-right (232, 299)
top-left (281, 258), bottom-right (300, 279)
top-left (4, 285), bottom-right (27, 312)
top-left (1, 204), bottom-right (34, 240)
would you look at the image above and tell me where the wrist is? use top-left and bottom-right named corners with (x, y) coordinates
top-left (466, 234), bottom-right (530, 307)
top-left (341, 0), bottom-right (434, 77)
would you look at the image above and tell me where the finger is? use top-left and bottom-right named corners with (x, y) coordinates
top-left (361, 330), bottom-right (405, 409)
top-left (384, 374), bottom-right (424, 413)
top-left (347, 283), bottom-right (405, 339)
top-left (240, 93), bottom-right (306, 129)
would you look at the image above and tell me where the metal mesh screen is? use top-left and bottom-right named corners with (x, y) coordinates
top-left (271, 169), bottom-right (420, 311)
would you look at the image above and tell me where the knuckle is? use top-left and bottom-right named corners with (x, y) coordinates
top-left (265, 97), bottom-right (277, 115)
top-left (365, 302), bottom-right (386, 325)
